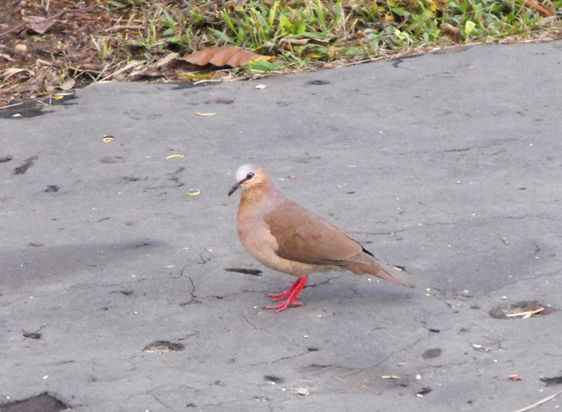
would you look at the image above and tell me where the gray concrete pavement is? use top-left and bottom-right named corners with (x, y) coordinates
top-left (1, 40), bottom-right (561, 411)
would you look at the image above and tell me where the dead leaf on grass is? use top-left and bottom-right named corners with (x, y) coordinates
top-left (185, 47), bottom-right (271, 68)
top-left (58, 78), bottom-right (75, 91)
top-left (2, 68), bottom-right (34, 81)
top-left (441, 23), bottom-right (462, 42)
top-left (24, 16), bottom-right (60, 35)
top-left (524, 0), bottom-right (556, 17)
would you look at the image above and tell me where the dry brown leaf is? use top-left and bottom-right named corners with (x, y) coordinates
top-left (0, 52), bottom-right (14, 62)
top-left (2, 68), bottom-right (34, 81)
top-left (441, 23), bottom-right (462, 42)
top-left (185, 47), bottom-right (270, 68)
top-left (524, 0), bottom-right (556, 16)
top-left (59, 78), bottom-right (75, 91)
top-left (156, 52), bottom-right (179, 68)
top-left (24, 16), bottom-right (59, 35)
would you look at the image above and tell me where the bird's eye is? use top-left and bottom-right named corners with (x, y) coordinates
top-left (246, 172), bottom-right (255, 179)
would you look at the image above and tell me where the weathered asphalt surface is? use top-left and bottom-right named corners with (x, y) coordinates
top-left (1, 40), bottom-right (561, 412)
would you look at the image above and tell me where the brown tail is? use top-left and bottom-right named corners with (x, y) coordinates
top-left (342, 258), bottom-right (414, 288)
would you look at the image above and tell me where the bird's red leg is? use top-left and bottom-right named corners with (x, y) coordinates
top-left (267, 277), bottom-right (302, 301)
top-left (266, 276), bottom-right (308, 312)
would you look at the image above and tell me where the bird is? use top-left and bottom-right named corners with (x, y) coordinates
top-left (228, 164), bottom-right (413, 312)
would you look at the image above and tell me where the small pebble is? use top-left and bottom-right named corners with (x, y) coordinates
top-left (295, 387), bottom-right (310, 396)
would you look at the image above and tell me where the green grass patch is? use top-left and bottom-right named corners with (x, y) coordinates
top-left (98, 0), bottom-right (561, 70)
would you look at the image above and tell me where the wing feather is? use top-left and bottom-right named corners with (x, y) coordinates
top-left (264, 201), bottom-right (363, 264)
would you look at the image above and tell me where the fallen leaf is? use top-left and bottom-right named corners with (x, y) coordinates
top-left (196, 112), bottom-right (216, 116)
top-left (2, 68), bottom-right (34, 81)
top-left (166, 153), bottom-right (185, 160)
top-left (441, 23), bottom-right (462, 42)
top-left (24, 16), bottom-right (59, 35)
top-left (156, 52), bottom-right (179, 68)
top-left (58, 78), bottom-right (75, 91)
top-left (505, 307), bottom-right (544, 319)
top-left (186, 188), bottom-right (201, 197)
top-left (185, 47), bottom-right (271, 68)
top-left (464, 21), bottom-right (476, 35)
top-left (176, 72), bottom-right (218, 81)
top-left (524, 0), bottom-right (556, 16)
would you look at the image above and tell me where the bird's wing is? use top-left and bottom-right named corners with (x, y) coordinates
top-left (264, 200), bottom-right (365, 265)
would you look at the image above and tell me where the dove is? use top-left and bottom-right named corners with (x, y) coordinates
top-left (228, 164), bottom-right (413, 312)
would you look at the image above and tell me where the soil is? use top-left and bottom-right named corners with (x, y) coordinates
top-left (0, 1), bottom-right (121, 107)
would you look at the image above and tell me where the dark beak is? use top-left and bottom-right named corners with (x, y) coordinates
top-left (228, 180), bottom-right (243, 197)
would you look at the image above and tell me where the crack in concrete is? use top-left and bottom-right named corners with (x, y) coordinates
top-left (146, 389), bottom-right (174, 411)
top-left (241, 314), bottom-right (258, 330)
top-left (250, 350), bottom-right (311, 367)
top-left (341, 336), bottom-right (425, 379)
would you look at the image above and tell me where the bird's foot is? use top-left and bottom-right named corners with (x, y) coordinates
top-left (266, 276), bottom-right (308, 301)
top-left (267, 289), bottom-right (293, 301)
top-left (265, 276), bottom-right (308, 312)
top-left (266, 299), bottom-right (303, 312)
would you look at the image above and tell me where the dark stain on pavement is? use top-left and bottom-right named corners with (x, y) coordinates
top-left (22, 331), bottom-right (42, 340)
top-left (206, 97), bottom-right (234, 104)
top-left (422, 348), bottom-right (442, 359)
top-left (99, 155), bottom-right (126, 164)
top-left (224, 267), bottom-right (262, 276)
top-left (416, 387), bottom-right (432, 396)
top-left (306, 80), bottom-right (330, 86)
top-left (0, 392), bottom-right (69, 412)
top-left (44, 185), bottom-right (59, 193)
top-left (540, 376), bottom-right (562, 387)
top-left (264, 375), bottom-right (285, 384)
top-left (13, 156), bottom-right (38, 175)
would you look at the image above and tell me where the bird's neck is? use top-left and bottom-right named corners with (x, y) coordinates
top-left (239, 181), bottom-right (283, 210)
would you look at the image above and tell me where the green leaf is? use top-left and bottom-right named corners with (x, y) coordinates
top-left (245, 59), bottom-right (280, 72)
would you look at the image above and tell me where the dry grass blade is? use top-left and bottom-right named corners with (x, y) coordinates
top-left (511, 390), bottom-right (562, 412)
top-left (504, 307), bottom-right (545, 319)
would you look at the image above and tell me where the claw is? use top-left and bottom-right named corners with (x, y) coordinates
top-left (265, 276), bottom-right (308, 312)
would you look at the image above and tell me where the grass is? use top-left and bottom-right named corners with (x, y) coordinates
top-left (97, 0), bottom-right (561, 68)
top-left (0, 0), bottom-right (560, 106)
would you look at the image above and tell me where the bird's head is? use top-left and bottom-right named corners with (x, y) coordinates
top-left (228, 164), bottom-right (268, 197)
